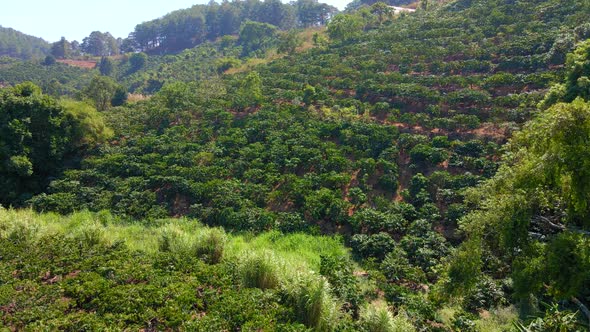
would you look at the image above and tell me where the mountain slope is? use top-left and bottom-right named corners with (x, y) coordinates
top-left (2, 0), bottom-right (590, 330)
top-left (0, 26), bottom-right (50, 59)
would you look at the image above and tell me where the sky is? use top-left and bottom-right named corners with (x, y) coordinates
top-left (0, 0), bottom-right (349, 43)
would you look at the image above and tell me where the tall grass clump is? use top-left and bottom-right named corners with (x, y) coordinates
top-left (239, 251), bottom-right (282, 290)
top-left (158, 225), bottom-right (226, 264)
top-left (194, 227), bottom-right (226, 264)
top-left (74, 222), bottom-right (107, 247)
top-left (157, 224), bottom-right (193, 254)
top-left (0, 208), bottom-right (39, 244)
top-left (285, 273), bottom-right (340, 331)
top-left (360, 302), bottom-right (416, 332)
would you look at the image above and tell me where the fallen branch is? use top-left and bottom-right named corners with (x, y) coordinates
top-left (571, 296), bottom-right (590, 327)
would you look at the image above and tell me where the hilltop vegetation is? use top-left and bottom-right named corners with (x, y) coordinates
top-left (1, 0), bottom-right (590, 330)
top-left (128, 0), bottom-right (337, 54)
top-left (0, 26), bottom-right (50, 59)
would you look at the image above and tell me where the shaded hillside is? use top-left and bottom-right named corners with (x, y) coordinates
top-left (0, 26), bottom-right (50, 59)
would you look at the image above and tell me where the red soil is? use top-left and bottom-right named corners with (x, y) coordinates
top-left (57, 59), bottom-right (97, 69)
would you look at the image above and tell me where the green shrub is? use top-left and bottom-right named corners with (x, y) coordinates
top-left (351, 232), bottom-right (396, 261)
top-left (320, 254), bottom-right (362, 315)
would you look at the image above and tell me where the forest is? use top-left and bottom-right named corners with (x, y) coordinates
top-left (0, 0), bottom-right (590, 330)
top-left (0, 26), bottom-right (50, 60)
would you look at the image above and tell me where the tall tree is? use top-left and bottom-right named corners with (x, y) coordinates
top-left (50, 37), bottom-right (71, 59)
top-left (98, 57), bottom-right (114, 76)
top-left (238, 20), bottom-right (278, 56)
top-left (81, 31), bottom-right (119, 56)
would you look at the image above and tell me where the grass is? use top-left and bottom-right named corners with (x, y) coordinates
top-left (0, 208), bottom-right (348, 269)
top-left (224, 27), bottom-right (326, 75)
top-left (227, 230), bottom-right (349, 272)
top-left (0, 208), bottom-right (355, 330)
top-left (436, 304), bottom-right (519, 332)
top-left (361, 301), bottom-right (417, 332)
top-left (239, 250), bottom-right (282, 290)
top-left (285, 273), bottom-right (340, 331)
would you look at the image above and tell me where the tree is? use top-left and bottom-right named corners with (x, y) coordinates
top-left (327, 14), bottom-right (364, 42)
top-left (453, 98), bottom-right (590, 316)
top-left (81, 31), bottom-right (119, 56)
top-left (564, 40), bottom-right (590, 103)
top-left (371, 2), bottom-right (393, 25)
top-left (50, 37), bottom-right (71, 59)
top-left (238, 20), bottom-right (278, 56)
top-left (43, 55), bottom-right (56, 66)
top-left (296, 0), bottom-right (337, 27)
top-left (98, 57), bottom-right (114, 76)
top-left (0, 83), bottom-right (110, 205)
top-left (61, 100), bottom-right (113, 147)
top-left (277, 30), bottom-right (302, 54)
top-left (129, 52), bottom-right (147, 72)
top-left (70, 40), bottom-right (81, 56)
top-left (83, 76), bottom-right (120, 111)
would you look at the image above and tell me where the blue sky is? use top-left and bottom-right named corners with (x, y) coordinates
top-left (0, 0), bottom-right (349, 43)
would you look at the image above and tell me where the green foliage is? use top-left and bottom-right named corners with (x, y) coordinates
top-left (447, 238), bottom-right (483, 294)
top-left (98, 56), bottom-right (114, 76)
top-left (278, 30), bottom-right (303, 54)
top-left (284, 274), bottom-right (340, 331)
top-left (0, 84), bottom-right (94, 205)
top-left (7, 1), bottom-right (590, 329)
top-left (128, 52), bottom-right (147, 72)
top-left (0, 26), bottom-right (49, 59)
top-left (83, 75), bottom-right (125, 111)
top-left (43, 55), bottom-right (56, 66)
top-left (50, 37), bottom-right (71, 59)
top-left (360, 303), bottom-right (416, 332)
top-left (320, 254), bottom-right (362, 315)
top-left (128, 0), bottom-right (336, 54)
top-left (81, 31), bottom-right (119, 56)
top-left (195, 227), bottom-right (227, 264)
top-left (381, 247), bottom-right (425, 284)
top-left (515, 304), bottom-right (583, 332)
top-left (61, 100), bottom-right (113, 147)
top-left (0, 59), bottom-right (96, 96)
top-left (351, 232), bottom-right (396, 261)
top-left (0, 209), bottom-right (353, 330)
top-left (240, 251), bottom-right (281, 290)
top-left (234, 71), bottom-right (264, 109)
top-left (327, 14), bottom-right (363, 42)
top-left (239, 21), bottom-right (278, 56)
top-left (456, 45), bottom-right (590, 319)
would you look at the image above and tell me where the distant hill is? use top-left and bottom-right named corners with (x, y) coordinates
top-left (0, 26), bottom-right (50, 59)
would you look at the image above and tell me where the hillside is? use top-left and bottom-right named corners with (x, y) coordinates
top-left (0, 59), bottom-right (96, 95)
top-left (128, 0), bottom-right (337, 54)
top-left (0, 26), bottom-right (50, 59)
top-left (1, 0), bottom-right (590, 330)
